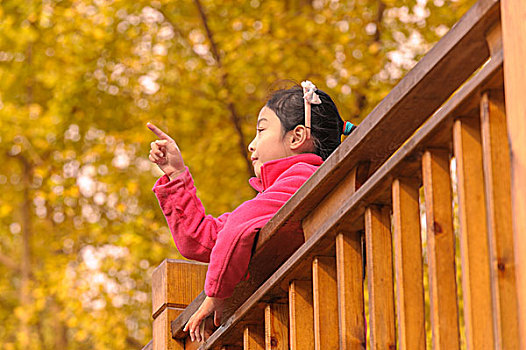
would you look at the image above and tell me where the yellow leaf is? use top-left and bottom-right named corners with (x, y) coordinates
top-left (29, 103), bottom-right (42, 118)
top-left (368, 42), bottom-right (380, 55)
top-left (127, 182), bottom-right (138, 194)
top-left (67, 317), bottom-right (78, 328)
top-left (14, 306), bottom-right (26, 321)
top-left (0, 204), bottom-right (12, 216)
top-left (93, 28), bottom-right (105, 40)
top-left (117, 203), bottom-right (126, 212)
top-left (75, 329), bottom-right (88, 342)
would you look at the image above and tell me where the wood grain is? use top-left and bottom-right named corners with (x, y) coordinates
top-left (264, 303), bottom-right (288, 350)
top-left (422, 150), bottom-right (460, 349)
top-left (312, 256), bottom-right (339, 350)
top-left (289, 280), bottom-right (314, 350)
top-left (392, 178), bottom-right (426, 350)
top-left (152, 259), bottom-right (207, 318)
top-left (335, 232), bottom-right (365, 350)
top-left (500, 0), bottom-right (526, 346)
top-left (303, 163), bottom-right (369, 241)
top-left (480, 90), bottom-right (519, 349)
top-left (244, 325), bottom-right (265, 350)
top-left (485, 22), bottom-right (502, 57)
top-left (365, 206), bottom-right (396, 349)
top-left (153, 307), bottom-right (184, 350)
top-left (453, 117), bottom-right (495, 349)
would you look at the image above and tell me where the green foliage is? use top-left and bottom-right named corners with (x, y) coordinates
top-left (0, 0), bottom-right (475, 348)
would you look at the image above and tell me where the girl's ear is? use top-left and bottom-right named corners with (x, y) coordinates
top-left (288, 125), bottom-right (313, 152)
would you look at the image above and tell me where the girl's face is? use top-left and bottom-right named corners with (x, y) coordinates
top-left (248, 106), bottom-right (294, 178)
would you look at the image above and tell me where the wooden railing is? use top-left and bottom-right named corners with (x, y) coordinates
top-left (144, 0), bottom-right (525, 348)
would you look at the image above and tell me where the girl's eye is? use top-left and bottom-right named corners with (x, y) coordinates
top-left (257, 128), bottom-right (264, 133)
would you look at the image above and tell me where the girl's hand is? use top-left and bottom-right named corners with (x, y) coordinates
top-left (147, 122), bottom-right (185, 179)
top-left (183, 296), bottom-right (224, 343)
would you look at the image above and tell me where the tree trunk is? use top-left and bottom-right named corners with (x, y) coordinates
top-left (194, 0), bottom-right (254, 181)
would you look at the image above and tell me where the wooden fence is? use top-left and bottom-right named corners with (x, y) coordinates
top-left (143, 0), bottom-right (525, 348)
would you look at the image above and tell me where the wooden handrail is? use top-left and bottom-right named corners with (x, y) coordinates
top-left (145, 0), bottom-right (525, 348)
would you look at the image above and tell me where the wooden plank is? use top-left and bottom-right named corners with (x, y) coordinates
top-left (391, 178), bottom-right (426, 350)
top-left (187, 55), bottom-right (504, 349)
top-left (312, 256), bottom-right (339, 350)
top-left (453, 117), bottom-right (495, 349)
top-left (365, 206), bottom-right (396, 349)
top-left (153, 308), bottom-right (184, 350)
top-left (184, 337), bottom-right (201, 350)
top-left (150, 260), bottom-right (207, 349)
top-left (289, 280), bottom-right (314, 350)
top-left (152, 259), bottom-right (207, 318)
top-left (500, 0), bottom-right (526, 346)
top-left (264, 303), bottom-right (288, 350)
top-left (218, 304), bottom-right (265, 349)
top-left (480, 90), bottom-right (519, 349)
top-left (485, 22), bottom-right (502, 57)
top-left (335, 232), bottom-right (365, 350)
top-left (303, 163), bottom-right (369, 241)
top-left (422, 150), bottom-right (460, 349)
top-left (244, 325), bottom-right (265, 350)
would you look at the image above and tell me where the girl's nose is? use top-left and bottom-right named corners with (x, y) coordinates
top-left (248, 137), bottom-right (256, 153)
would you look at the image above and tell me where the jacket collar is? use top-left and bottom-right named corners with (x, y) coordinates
top-left (248, 153), bottom-right (323, 192)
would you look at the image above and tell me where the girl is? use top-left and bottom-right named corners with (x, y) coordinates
top-left (148, 81), bottom-right (355, 342)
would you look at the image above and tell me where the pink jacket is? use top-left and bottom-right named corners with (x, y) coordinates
top-left (153, 153), bottom-right (323, 298)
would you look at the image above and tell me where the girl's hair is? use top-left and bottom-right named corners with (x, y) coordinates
top-left (265, 85), bottom-right (344, 160)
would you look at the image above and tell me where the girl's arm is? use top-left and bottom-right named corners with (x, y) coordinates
top-left (148, 122), bottom-right (227, 262)
top-left (153, 167), bottom-right (229, 262)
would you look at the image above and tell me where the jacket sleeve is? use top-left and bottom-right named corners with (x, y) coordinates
top-left (152, 167), bottom-right (230, 262)
top-left (204, 164), bottom-right (315, 298)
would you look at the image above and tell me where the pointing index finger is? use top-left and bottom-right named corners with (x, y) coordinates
top-left (147, 122), bottom-right (172, 141)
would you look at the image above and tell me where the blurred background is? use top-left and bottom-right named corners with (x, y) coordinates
top-left (0, 0), bottom-right (475, 348)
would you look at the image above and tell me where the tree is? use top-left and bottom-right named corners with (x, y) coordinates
top-left (0, 0), bottom-right (475, 348)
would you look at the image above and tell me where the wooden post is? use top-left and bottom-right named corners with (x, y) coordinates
top-left (152, 259), bottom-right (208, 350)
top-left (365, 205), bottom-right (396, 349)
top-left (264, 303), bottom-right (289, 350)
top-left (244, 324), bottom-right (265, 350)
top-left (392, 178), bottom-right (426, 349)
top-left (335, 232), bottom-right (365, 350)
top-left (422, 150), bottom-right (460, 349)
top-left (312, 256), bottom-right (339, 350)
top-left (289, 280), bottom-right (314, 350)
top-left (480, 90), bottom-right (519, 349)
top-left (500, 0), bottom-right (526, 346)
top-left (453, 118), bottom-right (495, 349)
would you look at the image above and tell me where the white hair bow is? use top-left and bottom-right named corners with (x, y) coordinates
top-left (301, 80), bottom-right (322, 139)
